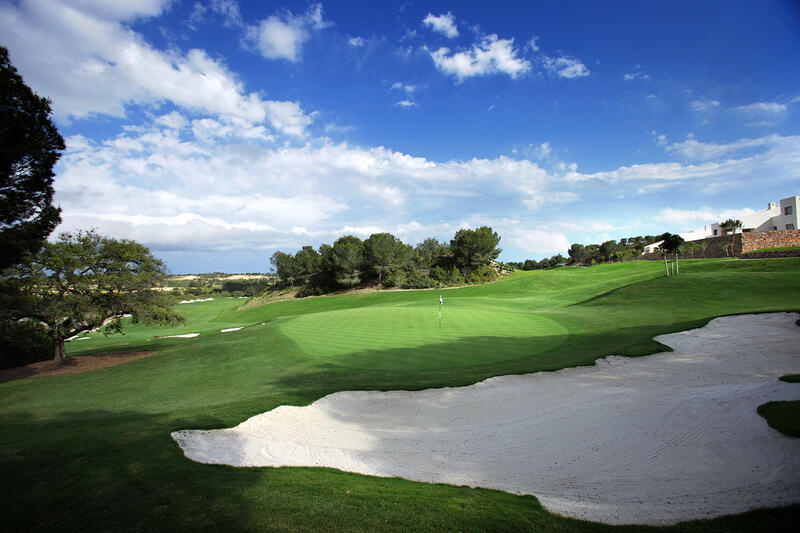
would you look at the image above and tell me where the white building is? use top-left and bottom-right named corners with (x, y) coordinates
top-left (709, 195), bottom-right (799, 236)
top-left (643, 195), bottom-right (800, 254)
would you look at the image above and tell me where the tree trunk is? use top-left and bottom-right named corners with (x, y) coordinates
top-left (675, 253), bottom-right (679, 275)
top-left (53, 337), bottom-right (66, 362)
top-left (664, 254), bottom-right (669, 276)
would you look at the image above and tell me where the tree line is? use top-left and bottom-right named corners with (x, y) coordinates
top-left (270, 227), bottom-right (503, 296)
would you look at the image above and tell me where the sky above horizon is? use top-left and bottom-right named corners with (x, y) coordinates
top-left (2, 0), bottom-right (799, 273)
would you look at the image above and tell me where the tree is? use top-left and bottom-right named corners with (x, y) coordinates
top-left (364, 233), bottom-right (407, 285)
top-left (450, 226), bottom-right (501, 276)
top-left (568, 243), bottom-right (585, 264)
top-left (0, 46), bottom-right (65, 271)
top-left (659, 233), bottom-right (685, 276)
top-left (293, 246), bottom-right (320, 278)
top-left (332, 235), bottom-right (364, 288)
top-left (4, 230), bottom-right (183, 361)
top-left (270, 251), bottom-right (299, 287)
top-left (599, 240), bottom-right (618, 262)
top-left (413, 237), bottom-right (445, 269)
top-left (719, 219), bottom-right (743, 257)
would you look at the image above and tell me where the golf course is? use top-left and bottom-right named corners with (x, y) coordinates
top-left (2, 258), bottom-right (800, 531)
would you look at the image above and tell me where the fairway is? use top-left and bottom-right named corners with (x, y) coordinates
top-left (281, 304), bottom-right (567, 369)
top-left (3, 259), bottom-right (800, 532)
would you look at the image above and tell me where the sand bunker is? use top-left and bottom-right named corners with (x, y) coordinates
top-left (172, 313), bottom-right (800, 525)
top-left (164, 333), bottom-right (200, 338)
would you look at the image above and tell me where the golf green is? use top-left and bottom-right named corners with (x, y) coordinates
top-left (280, 305), bottom-right (568, 369)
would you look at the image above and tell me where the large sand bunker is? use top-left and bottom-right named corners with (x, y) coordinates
top-left (172, 313), bottom-right (800, 525)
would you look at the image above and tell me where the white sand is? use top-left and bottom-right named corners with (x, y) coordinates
top-left (220, 327), bottom-right (243, 333)
top-left (164, 333), bottom-right (200, 338)
top-left (179, 298), bottom-right (214, 304)
top-left (172, 313), bottom-right (800, 525)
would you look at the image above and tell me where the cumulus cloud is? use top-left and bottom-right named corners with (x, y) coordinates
top-left (348, 36), bottom-right (366, 47)
top-left (430, 34), bottom-right (531, 82)
top-left (0, 0), bottom-right (314, 137)
top-left (422, 12), bottom-right (459, 38)
top-left (623, 71), bottom-right (649, 81)
top-left (394, 100), bottom-right (418, 108)
top-left (508, 229), bottom-right (570, 255)
top-left (244, 3), bottom-right (330, 62)
top-left (541, 55), bottom-right (590, 79)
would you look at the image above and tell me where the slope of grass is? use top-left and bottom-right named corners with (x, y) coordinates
top-left (2, 258), bottom-right (800, 531)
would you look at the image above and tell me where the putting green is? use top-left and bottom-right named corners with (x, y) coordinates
top-left (279, 305), bottom-right (568, 369)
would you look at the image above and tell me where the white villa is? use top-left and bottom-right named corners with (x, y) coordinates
top-left (644, 195), bottom-right (800, 253)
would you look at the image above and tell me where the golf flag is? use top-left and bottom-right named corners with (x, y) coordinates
top-left (439, 295), bottom-right (443, 305)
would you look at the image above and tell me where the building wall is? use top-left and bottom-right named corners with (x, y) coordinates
top-left (741, 228), bottom-right (800, 252)
top-left (777, 196), bottom-right (799, 231)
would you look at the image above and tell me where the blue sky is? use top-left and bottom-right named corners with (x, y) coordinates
top-left (2, 0), bottom-right (799, 273)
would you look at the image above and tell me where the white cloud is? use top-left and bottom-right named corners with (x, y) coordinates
top-left (430, 34), bottom-right (531, 82)
top-left (0, 0), bottom-right (313, 137)
top-left (529, 36), bottom-right (540, 51)
top-left (665, 136), bottom-right (770, 162)
top-left (390, 82), bottom-right (416, 95)
top-left (650, 130), bottom-right (668, 147)
top-left (394, 100), bottom-right (418, 108)
top-left (690, 99), bottom-right (720, 112)
top-left (542, 55), bottom-right (590, 79)
top-left (508, 229), bottom-right (570, 255)
top-left (736, 102), bottom-right (787, 115)
top-left (623, 71), bottom-right (650, 81)
top-left (654, 207), bottom-right (755, 225)
top-left (422, 12), bottom-right (458, 38)
top-left (348, 36), bottom-right (366, 47)
top-left (245, 3), bottom-right (330, 62)
top-left (210, 0), bottom-right (243, 28)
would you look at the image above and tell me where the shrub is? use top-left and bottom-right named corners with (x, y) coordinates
top-left (467, 265), bottom-right (498, 284)
top-left (0, 319), bottom-right (51, 369)
top-left (403, 270), bottom-right (434, 289)
top-left (296, 285), bottom-right (325, 298)
top-left (383, 270), bottom-right (407, 288)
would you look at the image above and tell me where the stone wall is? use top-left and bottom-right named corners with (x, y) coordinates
top-left (741, 229), bottom-right (800, 253)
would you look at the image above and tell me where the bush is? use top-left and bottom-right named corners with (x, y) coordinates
top-left (403, 270), bottom-right (434, 289)
top-left (0, 319), bottom-right (51, 369)
top-left (467, 265), bottom-right (498, 284)
top-left (383, 270), bottom-right (407, 288)
top-left (431, 266), bottom-right (463, 286)
top-left (296, 285), bottom-right (325, 298)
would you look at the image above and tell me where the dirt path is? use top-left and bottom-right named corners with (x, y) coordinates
top-left (173, 313), bottom-right (800, 525)
top-left (0, 351), bottom-right (158, 383)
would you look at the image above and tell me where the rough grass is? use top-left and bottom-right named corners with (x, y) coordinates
top-left (744, 245), bottom-right (800, 254)
top-left (2, 258), bottom-right (800, 531)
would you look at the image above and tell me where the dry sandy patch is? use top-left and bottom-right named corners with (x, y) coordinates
top-left (172, 313), bottom-right (800, 525)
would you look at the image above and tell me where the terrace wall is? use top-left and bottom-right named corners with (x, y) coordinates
top-left (741, 229), bottom-right (800, 253)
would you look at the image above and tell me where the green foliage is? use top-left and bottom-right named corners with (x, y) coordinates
top-left (467, 264), bottom-right (498, 284)
top-left (0, 319), bottom-right (50, 368)
top-left (4, 230), bottom-right (184, 360)
top-left (364, 232), bottom-right (408, 284)
top-left (383, 269), bottom-right (407, 288)
top-left (660, 233), bottom-right (685, 254)
top-left (332, 235), bottom-right (364, 288)
top-left (599, 240), bottom-right (617, 261)
top-left (450, 226), bottom-right (502, 276)
top-left (270, 251), bottom-right (299, 287)
top-left (413, 237), bottom-right (447, 269)
top-left (294, 245), bottom-right (321, 277)
top-left (403, 269), bottom-right (434, 288)
top-left (0, 46), bottom-right (65, 271)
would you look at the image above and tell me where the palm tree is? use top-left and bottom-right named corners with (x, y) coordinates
top-left (719, 219), bottom-right (743, 256)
